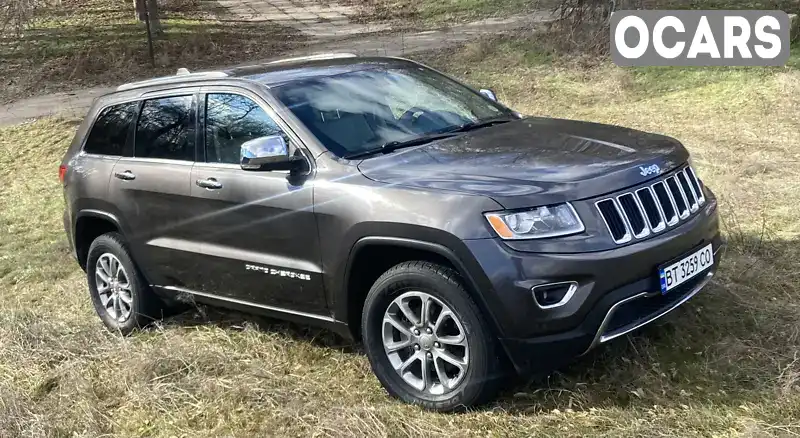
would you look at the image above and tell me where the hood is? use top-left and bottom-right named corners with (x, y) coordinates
top-left (357, 117), bottom-right (689, 209)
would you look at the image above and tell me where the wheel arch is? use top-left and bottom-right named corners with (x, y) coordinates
top-left (340, 236), bottom-right (504, 341)
top-left (74, 209), bottom-right (124, 270)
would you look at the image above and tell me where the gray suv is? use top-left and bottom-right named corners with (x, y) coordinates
top-left (61, 54), bottom-right (723, 411)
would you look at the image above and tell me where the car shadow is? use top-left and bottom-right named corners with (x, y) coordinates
top-left (158, 231), bottom-right (798, 414)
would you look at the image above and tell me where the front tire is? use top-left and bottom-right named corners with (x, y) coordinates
top-left (361, 261), bottom-right (503, 411)
top-left (86, 232), bottom-right (163, 335)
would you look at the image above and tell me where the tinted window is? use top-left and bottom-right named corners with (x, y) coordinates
top-left (135, 96), bottom-right (194, 161)
top-left (205, 93), bottom-right (283, 164)
top-left (272, 66), bottom-right (508, 157)
top-left (84, 102), bottom-right (137, 156)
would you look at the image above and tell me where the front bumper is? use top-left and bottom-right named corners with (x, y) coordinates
top-left (462, 194), bottom-right (722, 374)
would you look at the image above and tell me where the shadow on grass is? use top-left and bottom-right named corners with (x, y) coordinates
top-left (494, 232), bottom-right (800, 415)
top-left (154, 230), bottom-right (800, 414)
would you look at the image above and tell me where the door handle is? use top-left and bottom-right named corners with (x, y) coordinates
top-left (196, 177), bottom-right (223, 190)
top-left (114, 170), bottom-right (136, 181)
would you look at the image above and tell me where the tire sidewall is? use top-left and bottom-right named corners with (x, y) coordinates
top-left (86, 233), bottom-right (147, 334)
top-left (362, 264), bottom-right (495, 411)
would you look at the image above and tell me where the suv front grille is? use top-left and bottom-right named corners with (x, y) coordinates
top-left (596, 166), bottom-right (705, 244)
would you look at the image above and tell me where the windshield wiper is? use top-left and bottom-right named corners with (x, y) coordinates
top-left (451, 116), bottom-right (515, 133)
top-left (343, 116), bottom-right (516, 160)
top-left (344, 131), bottom-right (460, 160)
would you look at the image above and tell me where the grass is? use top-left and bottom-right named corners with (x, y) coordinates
top-left (2, 32), bottom-right (800, 437)
top-left (345, 0), bottom-right (546, 26)
top-left (347, 0), bottom-right (798, 26)
top-left (0, 0), bottom-right (303, 103)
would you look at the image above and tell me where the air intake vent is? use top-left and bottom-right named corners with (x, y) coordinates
top-left (596, 166), bottom-right (706, 245)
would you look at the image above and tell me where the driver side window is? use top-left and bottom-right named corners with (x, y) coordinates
top-left (205, 93), bottom-right (283, 164)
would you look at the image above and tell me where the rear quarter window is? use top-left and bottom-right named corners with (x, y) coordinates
top-left (83, 102), bottom-right (138, 156)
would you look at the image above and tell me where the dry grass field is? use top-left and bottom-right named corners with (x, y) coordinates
top-left (1, 35), bottom-right (800, 437)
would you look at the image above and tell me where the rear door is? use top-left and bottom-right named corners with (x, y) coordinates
top-left (109, 91), bottom-right (200, 287)
top-left (185, 89), bottom-right (326, 314)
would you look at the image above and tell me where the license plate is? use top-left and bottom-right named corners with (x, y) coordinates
top-left (659, 244), bottom-right (714, 294)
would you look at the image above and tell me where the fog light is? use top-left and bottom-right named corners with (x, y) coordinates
top-left (532, 281), bottom-right (579, 309)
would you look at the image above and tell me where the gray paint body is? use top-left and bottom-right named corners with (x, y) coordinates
top-left (61, 57), bottom-right (722, 373)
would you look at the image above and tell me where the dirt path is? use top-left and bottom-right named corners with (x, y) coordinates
top-left (213, 0), bottom-right (391, 37)
top-left (0, 10), bottom-right (555, 126)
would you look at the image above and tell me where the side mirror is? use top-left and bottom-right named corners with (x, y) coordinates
top-left (240, 134), bottom-right (305, 172)
top-left (479, 88), bottom-right (498, 102)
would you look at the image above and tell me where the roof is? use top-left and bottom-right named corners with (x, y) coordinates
top-left (114, 54), bottom-right (418, 92)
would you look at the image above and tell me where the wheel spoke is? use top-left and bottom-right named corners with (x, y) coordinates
top-left (118, 290), bottom-right (133, 304)
top-left (384, 314), bottom-right (413, 338)
top-left (436, 349), bottom-right (466, 372)
top-left (96, 269), bottom-right (110, 284)
top-left (397, 299), bottom-right (420, 326)
top-left (433, 310), bottom-right (452, 333)
top-left (397, 352), bottom-right (420, 373)
top-left (100, 257), bottom-right (111, 277)
top-left (113, 296), bottom-right (122, 321)
top-left (437, 334), bottom-right (466, 346)
top-left (433, 357), bottom-right (451, 389)
top-left (420, 353), bottom-right (430, 391)
top-left (420, 295), bottom-right (432, 326)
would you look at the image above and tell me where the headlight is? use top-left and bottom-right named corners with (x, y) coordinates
top-left (484, 203), bottom-right (584, 240)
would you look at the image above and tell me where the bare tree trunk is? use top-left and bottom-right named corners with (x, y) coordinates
top-left (146, 0), bottom-right (162, 34)
top-left (134, 0), bottom-right (145, 20)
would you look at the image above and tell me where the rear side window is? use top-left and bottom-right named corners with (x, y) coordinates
top-left (135, 96), bottom-right (194, 161)
top-left (83, 102), bottom-right (137, 156)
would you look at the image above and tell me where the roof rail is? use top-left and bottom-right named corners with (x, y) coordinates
top-left (268, 53), bottom-right (357, 65)
top-left (116, 70), bottom-right (230, 91)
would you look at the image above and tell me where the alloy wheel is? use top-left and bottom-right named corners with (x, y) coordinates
top-left (382, 291), bottom-right (469, 395)
top-left (95, 253), bottom-right (133, 322)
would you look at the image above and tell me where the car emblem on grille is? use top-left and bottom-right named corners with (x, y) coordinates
top-left (639, 164), bottom-right (662, 177)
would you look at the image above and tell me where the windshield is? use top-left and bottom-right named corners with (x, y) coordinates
top-left (271, 66), bottom-right (510, 157)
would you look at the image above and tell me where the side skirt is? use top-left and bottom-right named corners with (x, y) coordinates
top-left (155, 285), bottom-right (354, 340)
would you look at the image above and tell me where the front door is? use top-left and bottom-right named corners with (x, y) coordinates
top-left (185, 91), bottom-right (326, 314)
top-left (109, 93), bottom-right (200, 287)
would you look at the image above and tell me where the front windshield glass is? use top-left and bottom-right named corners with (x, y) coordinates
top-left (271, 65), bottom-right (509, 157)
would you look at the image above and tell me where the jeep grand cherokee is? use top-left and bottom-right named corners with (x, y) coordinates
top-left (60, 54), bottom-right (723, 411)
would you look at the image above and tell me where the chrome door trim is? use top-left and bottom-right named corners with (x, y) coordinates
top-left (161, 285), bottom-right (337, 323)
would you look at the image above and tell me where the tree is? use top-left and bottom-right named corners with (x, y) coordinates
top-left (133, 0), bottom-right (161, 33)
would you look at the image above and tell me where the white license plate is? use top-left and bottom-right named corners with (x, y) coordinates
top-left (659, 244), bottom-right (714, 294)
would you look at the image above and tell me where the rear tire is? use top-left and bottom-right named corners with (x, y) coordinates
top-left (361, 261), bottom-right (504, 411)
top-left (86, 232), bottom-right (164, 335)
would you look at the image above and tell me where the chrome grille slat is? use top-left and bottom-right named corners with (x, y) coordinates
top-left (635, 187), bottom-right (665, 232)
top-left (617, 193), bottom-right (650, 238)
top-left (652, 181), bottom-right (679, 226)
top-left (596, 166), bottom-right (705, 244)
top-left (676, 170), bottom-right (699, 212)
top-left (684, 167), bottom-right (705, 206)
